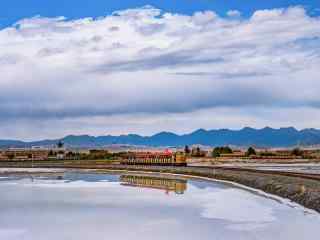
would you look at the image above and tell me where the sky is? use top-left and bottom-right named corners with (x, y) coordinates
top-left (0, 1), bottom-right (320, 140)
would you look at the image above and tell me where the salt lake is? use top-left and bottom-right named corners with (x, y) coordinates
top-left (0, 171), bottom-right (319, 240)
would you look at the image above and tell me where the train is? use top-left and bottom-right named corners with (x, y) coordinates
top-left (120, 151), bottom-right (187, 166)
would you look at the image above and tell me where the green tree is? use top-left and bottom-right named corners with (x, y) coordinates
top-left (221, 146), bottom-right (233, 154)
top-left (196, 147), bottom-right (201, 156)
top-left (246, 147), bottom-right (256, 156)
top-left (57, 141), bottom-right (64, 148)
top-left (184, 145), bottom-right (191, 155)
top-left (48, 150), bottom-right (55, 156)
top-left (292, 148), bottom-right (303, 156)
top-left (191, 147), bottom-right (205, 157)
top-left (212, 146), bottom-right (233, 158)
top-left (212, 147), bottom-right (221, 158)
top-left (66, 151), bottom-right (75, 159)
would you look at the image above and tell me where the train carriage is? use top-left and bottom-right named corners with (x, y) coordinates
top-left (120, 151), bottom-right (187, 166)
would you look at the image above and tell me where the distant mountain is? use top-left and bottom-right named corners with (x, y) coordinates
top-left (0, 140), bottom-right (25, 147)
top-left (1, 127), bottom-right (320, 148)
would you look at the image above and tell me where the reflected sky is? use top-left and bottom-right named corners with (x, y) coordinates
top-left (0, 172), bottom-right (319, 240)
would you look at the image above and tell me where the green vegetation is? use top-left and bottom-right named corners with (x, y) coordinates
top-left (212, 146), bottom-right (233, 158)
top-left (191, 147), bottom-right (206, 157)
top-left (184, 145), bottom-right (191, 155)
top-left (57, 141), bottom-right (64, 148)
top-left (246, 147), bottom-right (256, 156)
top-left (291, 148), bottom-right (303, 156)
top-left (78, 150), bottom-right (128, 160)
top-left (259, 152), bottom-right (277, 157)
top-left (48, 150), bottom-right (128, 161)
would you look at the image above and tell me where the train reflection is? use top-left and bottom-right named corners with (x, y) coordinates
top-left (120, 174), bottom-right (187, 194)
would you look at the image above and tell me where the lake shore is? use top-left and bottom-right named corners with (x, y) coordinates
top-left (1, 163), bottom-right (320, 213)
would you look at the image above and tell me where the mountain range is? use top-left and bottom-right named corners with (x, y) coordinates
top-left (1, 127), bottom-right (320, 148)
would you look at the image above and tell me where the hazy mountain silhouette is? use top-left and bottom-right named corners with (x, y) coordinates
top-left (1, 127), bottom-right (320, 148)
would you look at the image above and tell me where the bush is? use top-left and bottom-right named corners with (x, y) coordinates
top-left (291, 148), bottom-right (303, 156)
top-left (212, 146), bottom-right (233, 158)
top-left (246, 147), bottom-right (256, 156)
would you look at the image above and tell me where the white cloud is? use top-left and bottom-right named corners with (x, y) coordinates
top-left (0, 6), bottom-right (320, 139)
top-left (227, 10), bottom-right (241, 18)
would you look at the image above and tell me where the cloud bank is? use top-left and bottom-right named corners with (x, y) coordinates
top-left (0, 6), bottom-right (320, 139)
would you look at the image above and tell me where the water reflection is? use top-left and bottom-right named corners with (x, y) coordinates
top-left (0, 171), bottom-right (319, 240)
top-left (120, 174), bottom-right (187, 194)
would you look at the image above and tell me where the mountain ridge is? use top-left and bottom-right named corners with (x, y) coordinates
top-left (1, 127), bottom-right (320, 148)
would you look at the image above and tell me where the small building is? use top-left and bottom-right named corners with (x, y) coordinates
top-left (0, 148), bottom-right (49, 161)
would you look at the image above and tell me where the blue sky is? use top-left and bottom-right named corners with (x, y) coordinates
top-left (1, 0), bottom-right (320, 28)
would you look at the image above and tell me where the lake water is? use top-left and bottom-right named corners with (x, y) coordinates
top-left (0, 171), bottom-right (319, 240)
